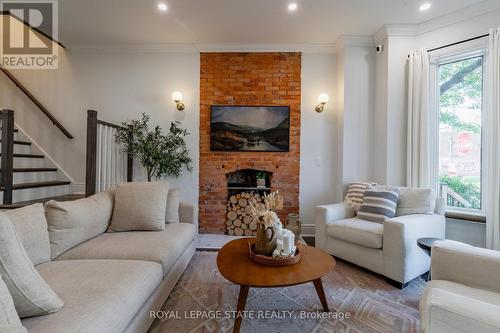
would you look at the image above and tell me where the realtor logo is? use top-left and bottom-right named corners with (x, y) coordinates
top-left (1, 0), bottom-right (58, 69)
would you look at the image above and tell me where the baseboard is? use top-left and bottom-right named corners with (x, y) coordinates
top-left (301, 223), bottom-right (315, 237)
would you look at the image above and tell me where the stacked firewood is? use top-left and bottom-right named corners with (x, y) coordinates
top-left (225, 192), bottom-right (263, 236)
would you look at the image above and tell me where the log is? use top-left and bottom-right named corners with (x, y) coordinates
top-left (230, 195), bottom-right (237, 204)
top-left (234, 227), bottom-right (244, 236)
top-left (226, 220), bottom-right (232, 226)
top-left (249, 221), bottom-right (257, 231)
top-left (241, 223), bottom-right (248, 230)
top-left (243, 215), bottom-right (253, 224)
top-left (228, 229), bottom-right (235, 236)
top-left (245, 205), bottom-right (253, 214)
top-left (238, 198), bottom-right (247, 207)
top-left (244, 229), bottom-right (253, 236)
top-left (227, 211), bottom-right (237, 221)
top-left (233, 219), bottom-right (242, 227)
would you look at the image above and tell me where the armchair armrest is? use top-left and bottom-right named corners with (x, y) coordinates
top-left (431, 240), bottom-right (500, 294)
top-left (383, 214), bottom-right (445, 283)
top-left (421, 287), bottom-right (500, 333)
top-left (315, 203), bottom-right (355, 251)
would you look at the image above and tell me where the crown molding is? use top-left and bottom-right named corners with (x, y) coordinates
top-left (335, 35), bottom-right (374, 52)
top-left (418, 0), bottom-right (500, 35)
top-left (68, 42), bottom-right (336, 54)
top-left (374, 24), bottom-right (418, 43)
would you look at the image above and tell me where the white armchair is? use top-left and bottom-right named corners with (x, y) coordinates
top-left (420, 241), bottom-right (500, 333)
top-left (315, 198), bottom-right (445, 288)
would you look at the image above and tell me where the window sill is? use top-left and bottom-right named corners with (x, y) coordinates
top-left (445, 211), bottom-right (486, 223)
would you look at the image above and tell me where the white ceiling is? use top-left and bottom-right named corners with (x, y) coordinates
top-left (59, 0), bottom-right (490, 47)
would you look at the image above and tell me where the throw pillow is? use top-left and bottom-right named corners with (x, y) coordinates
top-left (45, 189), bottom-right (115, 259)
top-left (5, 204), bottom-right (51, 266)
top-left (357, 190), bottom-right (399, 223)
top-left (394, 187), bottom-right (436, 216)
top-left (166, 188), bottom-right (180, 223)
top-left (0, 274), bottom-right (26, 332)
top-left (344, 182), bottom-right (376, 212)
top-left (0, 213), bottom-right (64, 318)
top-left (109, 181), bottom-right (169, 231)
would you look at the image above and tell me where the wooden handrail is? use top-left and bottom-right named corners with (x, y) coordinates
top-left (0, 66), bottom-right (73, 139)
top-left (85, 110), bottom-right (133, 197)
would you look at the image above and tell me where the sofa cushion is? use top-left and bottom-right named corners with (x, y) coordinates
top-left (327, 218), bottom-right (383, 249)
top-left (45, 189), bottom-right (115, 259)
top-left (57, 223), bottom-right (195, 276)
top-left (0, 213), bottom-right (64, 318)
top-left (0, 274), bottom-right (26, 333)
top-left (166, 188), bottom-right (180, 223)
top-left (357, 190), bottom-right (399, 223)
top-left (6, 203), bottom-right (50, 266)
top-left (21, 259), bottom-right (162, 333)
top-left (109, 181), bottom-right (169, 232)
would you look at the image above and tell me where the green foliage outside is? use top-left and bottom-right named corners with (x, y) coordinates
top-left (439, 175), bottom-right (481, 209)
top-left (439, 56), bottom-right (483, 209)
top-left (115, 113), bottom-right (192, 181)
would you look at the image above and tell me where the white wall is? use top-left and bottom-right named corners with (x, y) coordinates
top-left (299, 53), bottom-right (336, 226)
top-left (0, 50), bottom-right (201, 204)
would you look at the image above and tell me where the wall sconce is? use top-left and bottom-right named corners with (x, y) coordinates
top-left (315, 93), bottom-right (329, 113)
top-left (172, 91), bottom-right (185, 111)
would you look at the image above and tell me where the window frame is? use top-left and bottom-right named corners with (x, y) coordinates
top-left (429, 43), bottom-right (488, 219)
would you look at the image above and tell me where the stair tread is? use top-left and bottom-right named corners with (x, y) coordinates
top-left (0, 153), bottom-right (44, 158)
top-left (0, 168), bottom-right (58, 173)
top-left (0, 194), bottom-right (84, 209)
top-left (0, 140), bottom-right (31, 145)
top-left (1, 180), bottom-right (71, 190)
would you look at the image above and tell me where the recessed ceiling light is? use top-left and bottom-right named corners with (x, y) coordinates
top-left (288, 3), bottom-right (298, 11)
top-left (419, 2), bottom-right (431, 11)
top-left (158, 3), bottom-right (168, 12)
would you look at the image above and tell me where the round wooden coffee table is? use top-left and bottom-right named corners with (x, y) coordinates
top-left (217, 238), bottom-right (336, 333)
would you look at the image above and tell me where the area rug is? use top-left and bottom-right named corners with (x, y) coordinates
top-left (149, 251), bottom-right (425, 333)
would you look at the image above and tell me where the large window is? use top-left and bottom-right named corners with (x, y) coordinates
top-left (436, 53), bottom-right (484, 214)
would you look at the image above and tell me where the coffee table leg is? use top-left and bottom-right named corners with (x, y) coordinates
top-left (233, 285), bottom-right (249, 333)
top-left (313, 279), bottom-right (329, 312)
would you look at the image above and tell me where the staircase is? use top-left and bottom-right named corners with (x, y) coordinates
top-left (0, 115), bottom-right (81, 208)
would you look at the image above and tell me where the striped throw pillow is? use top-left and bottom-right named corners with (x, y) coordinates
top-left (357, 190), bottom-right (399, 223)
top-left (344, 182), bottom-right (376, 212)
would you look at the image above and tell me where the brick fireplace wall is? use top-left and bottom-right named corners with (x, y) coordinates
top-left (199, 52), bottom-right (301, 234)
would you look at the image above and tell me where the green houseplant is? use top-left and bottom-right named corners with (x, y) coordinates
top-left (115, 113), bottom-right (192, 181)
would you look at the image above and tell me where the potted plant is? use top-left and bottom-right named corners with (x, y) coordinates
top-left (115, 113), bottom-right (192, 181)
top-left (255, 171), bottom-right (267, 188)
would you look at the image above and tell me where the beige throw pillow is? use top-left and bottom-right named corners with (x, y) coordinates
top-left (394, 187), bottom-right (436, 216)
top-left (166, 188), bottom-right (180, 223)
top-left (45, 189), bottom-right (115, 259)
top-left (0, 213), bottom-right (63, 318)
top-left (109, 181), bottom-right (168, 231)
top-left (5, 204), bottom-right (51, 266)
top-left (0, 274), bottom-right (26, 332)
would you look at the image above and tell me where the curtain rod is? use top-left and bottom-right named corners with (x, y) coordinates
top-left (427, 33), bottom-right (490, 53)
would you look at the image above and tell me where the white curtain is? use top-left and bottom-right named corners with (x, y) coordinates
top-left (407, 49), bottom-right (431, 188)
top-left (486, 27), bottom-right (500, 250)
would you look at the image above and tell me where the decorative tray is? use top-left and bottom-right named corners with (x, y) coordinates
top-left (248, 242), bottom-right (302, 266)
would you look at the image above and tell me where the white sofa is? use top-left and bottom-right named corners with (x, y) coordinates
top-left (315, 196), bottom-right (445, 288)
top-left (420, 241), bottom-right (500, 333)
top-left (6, 198), bottom-right (197, 333)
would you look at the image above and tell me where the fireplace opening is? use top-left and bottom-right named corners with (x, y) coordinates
top-left (225, 169), bottom-right (273, 236)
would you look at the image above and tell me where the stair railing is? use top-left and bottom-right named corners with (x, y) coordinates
top-left (1, 110), bottom-right (15, 204)
top-left (85, 110), bottom-right (133, 197)
top-left (0, 66), bottom-right (74, 139)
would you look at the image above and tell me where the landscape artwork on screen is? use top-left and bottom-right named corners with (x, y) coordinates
top-left (210, 106), bottom-right (290, 152)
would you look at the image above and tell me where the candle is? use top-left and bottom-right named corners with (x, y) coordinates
top-left (282, 230), bottom-right (295, 255)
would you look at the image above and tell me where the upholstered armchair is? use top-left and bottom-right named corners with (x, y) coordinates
top-left (420, 241), bottom-right (500, 333)
top-left (315, 196), bottom-right (445, 288)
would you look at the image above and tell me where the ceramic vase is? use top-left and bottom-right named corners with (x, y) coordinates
top-left (255, 224), bottom-right (277, 256)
